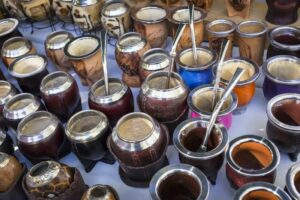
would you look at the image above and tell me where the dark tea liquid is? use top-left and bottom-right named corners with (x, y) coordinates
top-left (274, 34), bottom-right (300, 45)
top-left (182, 127), bottom-right (217, 152)
top-left (272, 99), bottom-right (300, 126)
top-left (158, 173), bottom-right (200, 200)
top-left (232, 141), bottom-right (273, 171)
top-left (233, 150), bottom-right (264, 170)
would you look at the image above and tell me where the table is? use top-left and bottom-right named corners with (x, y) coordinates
top-left (0, 21), bottom-right (295, 200)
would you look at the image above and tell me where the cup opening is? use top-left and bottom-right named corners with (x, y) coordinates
top-left (231, 141), bottom-right (273, 171)
top-left (118, 33), bottom-right (143, 48)
top-left (179, 49), bottom-right (213, 68)
top-left (142, 49), bottom-right (169, 70)
top-left (241, 189), bottom-right (280, 200)
top-left (49, 33), bottom-right (69, 44)
top-left (43, 72), bottom-right (70, 91)
top-left (208, 21), bottom-right (234, 33)
top-left (69, 111), bottom-right (103, 134)
top-left (136, 6), bottom-right (166, 22)
top-left (180, 126), bottom-right (221, 152)
top-left (221, 59), bottom-right (255, 83)
top-left (172, 8), bottom-right (202, 23)
top-left (192, 88), bottom-right (231, 113)
top-left (147, 75), bottom-right (180, 90)
top-left (0, 19), bottom-right (17, 36)
top-left (8, 95), bottom-right (33, 111)
top-left (271, 98), bottom-right (300, 126)
top-left (267, 58), bottom-right (300, 81)
top-left (20, 113), bottom-right (52, 136)
top-left (90, 186), bottom-right (107, 198)
top-left (294, 171), bottom-right (300, 194)
top-left (117, 114), bottom-right (153, 142)
top-left (12, 56), bottom-right (45, 76)
top-left (238, 21), bottom-right (266, 35)
top-left (158, 172), bottom-right (201, 200)
top-left (0, 82), bottom-right (11, 99)
top-left (272, 29), bottom-right (300, 46)
top-left (30, 161), bottom-right (50, 177)
top-left (67, 37), bottom-right (99, 57)
top-left (4, 37), bottom-right (27, 51)
top-left (93, 81), bottom-right (122, 97)
top-left (103, 2), bottom-right (128, 17)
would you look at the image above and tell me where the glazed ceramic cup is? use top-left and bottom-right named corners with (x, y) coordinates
top-left (237, 20), bottom-right (268, 66)
top-left (2, 0), bottom-right (27, 21)
top-left (101, 0), bottom-right (131, 38)
top-left (17, 111), bottom-right (65, 159)
top-left (65, 35), bottom-right (102, 86)
top-left (72, 0), bottom-right (103, 31)
top-left (173, 118), bottom-right (228, 185)
top-left (0, 152), bottom-right (23, 192)
top-left (262, 55), bottom-right (300, 100)
top-left (286, 162), bottom-right (300, 200)
top-left (45, 31), bottom-right (74, 72)
top-left (108, 112), bottom-right (169, 183)
top-left (0, 128), bottom-right (14, 154)
top-left (81, 185), bottom-right (119, 200)
top-left (219, 57), bottom-right (260, 114)
top-left (21, 0), bottom-right (53, 21)
top-left (52, 0), bottom-right (73, 23)
top-left (1, 37), bottom-right (36, 68)
top-left (266, 0), bottom-right (300, 25)
top-left (24, 161), bottom-right (74, 198)
top-left (89, 77), bottom-right (134, 127)
top-left (138, 71), bottom-right (188, 124)
top-left (40, 71), bottom-right (82, 123)
top-left (66, 110), bottom-right (111, 161)
top-left (266, 93), bottom-right (300, 162)
top-left (188, 84), bottom-right (238, 129)
top-left (131, 5), bottom-right (168, 48)
top-left (226, 135), bottom-right (280, 189)
top-left (3, 93), bottom-right (44, 132)
top-left (234, 182), bottom-right (291, 200)
top-left (267, 26), bottom-right (300, 59)
top-left (168, 6), bottom-right (207, 52)
top-left (9, 54), bottom-right (49, 96)
top-left (0, 81), bottom-right (17, 129)
top-left (206, 19), bottom-right (235, 59)
top-left (0, 18), bottom-right (21, 50)
top-left (139, 48), bottom-right (170, 81)
top-left (149, 164), bottom-right (209, 200)
top-left (115, 32), bottom-right (151, 87)
top-left (176, 46), bottom-right (217, 89)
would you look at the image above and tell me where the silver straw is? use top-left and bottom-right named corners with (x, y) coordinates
top-left (165, 23), bottom-right (186, 89)
top-left (189, 4), bottom-right (199, 66)
top-left (100, 30), bottom-right (110, 95)
top-left (211, 39), bottom-right (230, 110)
top-left (198, 67), bottom-right (245, 152)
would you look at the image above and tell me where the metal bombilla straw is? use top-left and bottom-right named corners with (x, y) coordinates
top-left (198, 67), bottom-right (245, 152)
top-left (100, 30), bottom-right (110, 95)
top-left (165, 23), bottom-right (186, 89)
top-left (189, 4), bottom-right (199, 67)
top-left (211, 39), bottom-right (231, 110)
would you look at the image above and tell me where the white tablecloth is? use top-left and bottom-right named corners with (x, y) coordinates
top-left (0, 21), bottom-right (294, 200)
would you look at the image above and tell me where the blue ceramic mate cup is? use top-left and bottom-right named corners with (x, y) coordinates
top-left (262, 55), bottom-right (300, 100)
top-left (176, 46), bottom-right (217, 89)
